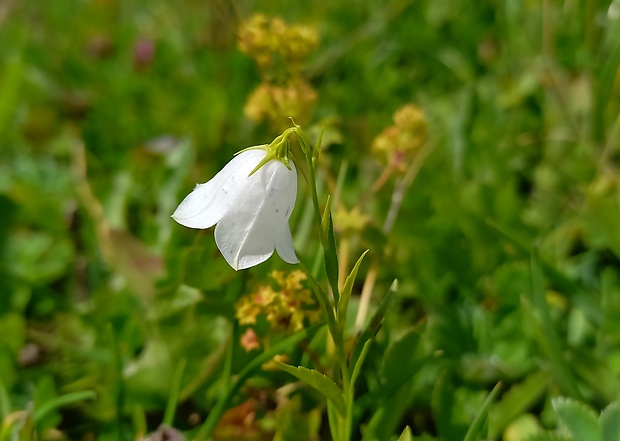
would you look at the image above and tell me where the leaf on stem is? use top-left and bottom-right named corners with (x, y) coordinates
top-left (397, 426), bottom-right (414, 441)
top-left (349, 279), bottom-right (398, 372)
top-left (462, 382), bottom-right (502, 441)
top-left (337, 250), bottom-right (369, 327)
top-left (321, 195), bottom-right (340, 304)
top-left (275, 362), bottom-right (346, 417)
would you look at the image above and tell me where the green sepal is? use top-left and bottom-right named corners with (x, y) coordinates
top-left (337, 250), bottom-right (369, 328)
top-left (275, 362), bottom-right (346, 417)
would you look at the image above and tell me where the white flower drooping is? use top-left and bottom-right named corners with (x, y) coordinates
top-left (172, 137), bottom-right (298, 271)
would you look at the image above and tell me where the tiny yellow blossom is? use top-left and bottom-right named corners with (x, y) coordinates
top-left (372, 104), bottom-right (428, 173)
top-left (333, 206), bottom-right (370, 234)
top-left (244, 81), bottom-right (317, 129)
top-left (235, 270), bottom-right (319, 332)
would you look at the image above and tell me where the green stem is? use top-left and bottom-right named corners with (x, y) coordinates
top-left (294, 124), bottom-right (356, 441)
top-left (298, 130), bottom-right (322, 227)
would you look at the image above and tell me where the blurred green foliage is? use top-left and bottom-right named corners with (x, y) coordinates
top-left (1, 0), bottom-right (620, 440)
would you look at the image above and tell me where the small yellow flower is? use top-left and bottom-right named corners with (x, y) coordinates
top-left (234, 270), bottom-right (319, 332)
top-left (333, 206), bottom-right (370, 234)
top-left (244, 81), bottom-right (317, 129)
top-left (372, 104), bottom-right (428, 173)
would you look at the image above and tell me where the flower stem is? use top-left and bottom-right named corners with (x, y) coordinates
top-left (293, 124), bottom-right (355, 441)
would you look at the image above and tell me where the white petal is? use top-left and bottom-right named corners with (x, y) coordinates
top-left (171, 149), bottom-right (266, 229)
top-left (275, 223), bottom-right (299, 264)
top-left (213, 158), bottom-right (298, 270)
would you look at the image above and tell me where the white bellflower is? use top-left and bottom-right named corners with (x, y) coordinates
top-left (172, 146), bottom-right (298, 270)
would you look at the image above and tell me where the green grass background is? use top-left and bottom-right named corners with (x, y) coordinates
top-left (1, 0), bottom-right (620, 440)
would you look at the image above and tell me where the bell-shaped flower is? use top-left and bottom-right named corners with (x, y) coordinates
top-left (172, 146), bottom-right (298, 270)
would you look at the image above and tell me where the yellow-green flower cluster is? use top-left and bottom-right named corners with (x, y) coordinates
top-left (238, 14), bottom-right (319, 129)
top-left (238, 14), bottom-right (319, 70)
top-left (235, 270), bottom-right (320, 333)
top-left (244, 81), bottom-right (317, 130)
top-left (333, 206), bottom-right (370, 234)
top-left (372, 104), bottom-right (428, 173)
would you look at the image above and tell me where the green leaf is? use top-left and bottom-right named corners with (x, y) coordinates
top-left (163, 357), bottom-right (186, 426)
top-left (33, 390), bottom-right (97, 424)
top-left (397, 426), bottom-right (414, 441)
top-left (489, 370), bottom-right (550, 438)
top-left (432, 372), bottom-right (466, 441)
top-left (362, 385), bottom-right (413, 441)
top-left (337, 250), bottom-right (369, 327)
top-left (320, 195), bottom-right (340, 304)
top-left (351, 339), bottom-right (372, 389)
top-left (0, 411), bottom-right (35, 441)
top-left (529, 253), bottom-right (582, 398)
top-left (274, 395), bottom-right (322, 441)
top-left (552, 397), bottom-right (602, 441)
top-left (195, 323), bottom-right (322, 440)
top-left (524, 434), bottom-right (571, 441)
top-left (601, 402), bottom-right (620, 441)
top-left (462, 382), bottom-right (502, 441)
top-left (0, 377), bottom-right (9, 420)
top-left (275, 362), bottom-right (346, 416)
top-left (379, 330), bottom-right (420, 394)
top-left (350, 279), bottom-right (398, 372)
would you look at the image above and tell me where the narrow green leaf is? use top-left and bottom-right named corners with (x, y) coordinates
top-left (320, 196), bottom-right (340, 305)
top-left (601, 402), bottom-right (620, 441)
top-left (530, 253), bottom-right (582, 398)
top-left (350, 280), bottom-right (398, 372)
top-left (488, 370), bottom-right (550, 438)
top-left (275, 362), bottom-right (346, 416)
top-left (462, 382), bottom-right (502, 441)
top-left (132, 404), bottom-right (147, 440)
top-left (327, 400), bottom-right (341, 441)
top-left (397, 426), bottom-right (414, 441)
top-left (337, 250), bottom-right (369, 327)
top-left (302, 264), bottom-right (338, 342)
top-left (163, 357), bottom-right (186, 426)
top-left (552, 397), bottom-right (602, 441)
top-left (33, 390), bottom-right (97, 424)
top-left (351, 339), bottom-right (372, 389)
top-left (432, 372), bottom-right (463, 441)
